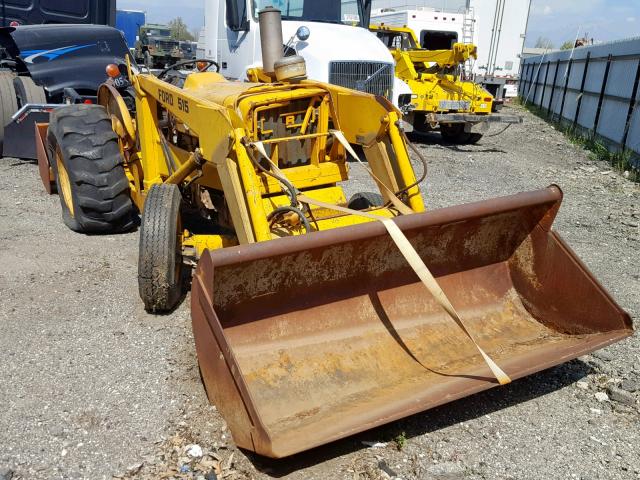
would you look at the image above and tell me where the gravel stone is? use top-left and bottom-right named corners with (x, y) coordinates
top-left (607, 387), bottom-right (637, 406)
top-left (426, 462), bottom-right (465, 479)
top-left (595, 391), bottom-right (610, 402)
top-left (0, 468), bottom-right (13, 480)
top-left (620, 378), bottom-right (639, 393)
top-left (593, 351), bottom-right (614, 362)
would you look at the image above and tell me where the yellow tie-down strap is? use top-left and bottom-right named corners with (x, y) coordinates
top-left (251, 135), bottom-right (511, 385)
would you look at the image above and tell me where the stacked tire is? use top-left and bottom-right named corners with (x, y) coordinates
top-left (0, 72), bottom-right (17, 147)
top-left (13, 76), bottom-right (47, 107)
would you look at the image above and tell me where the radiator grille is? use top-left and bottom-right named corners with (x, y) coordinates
top-left (329, 61), bottom-right (394, 99)
top-left (157, 40), bottom-right (179, 52)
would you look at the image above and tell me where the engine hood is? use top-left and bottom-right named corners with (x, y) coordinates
top-left (281, 22), bottom-right (394, 83)
top-left (0, 25), bottom-right (130, 100)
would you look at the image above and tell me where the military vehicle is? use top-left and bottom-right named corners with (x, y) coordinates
top-left (135, 24), bottom-right (182, 68)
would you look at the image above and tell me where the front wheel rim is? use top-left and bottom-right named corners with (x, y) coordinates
top-left (56, 148), bottom-right (74, 217)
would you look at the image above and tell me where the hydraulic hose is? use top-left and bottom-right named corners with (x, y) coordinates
top-left (267, 206), bottom-right (312, 234)
top-left (242, 137), bottom-right (298, 207)
top-left (393, 130), bottom-right (428, 198)
top-left (241, 137), bottom-right (313, 234)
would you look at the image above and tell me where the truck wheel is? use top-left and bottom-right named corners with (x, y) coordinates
top-left (47, 104), bottom-right (135, 233)
top-left (138, 184), bottom-right (184, 313)
top-left (13, 76), bottom-right (47, 107)
top-left (440, 124), bottom-right (472, 144)
top-left (144, 51), bottom-right (152, 69)
top-left (348, 192), bottom-right (384, 210)
top-left (0, 72), bottom-right (18, 146)
top-left (412, 113), bottom-right (430, 134)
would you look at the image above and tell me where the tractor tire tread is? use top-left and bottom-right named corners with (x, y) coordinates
top-left (48, 104), bottom-right (135, 233)
top-left (138, 184), bottom-right (183, 313)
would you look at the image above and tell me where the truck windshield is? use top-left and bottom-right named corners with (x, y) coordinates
top-left (252, 0), bottom-right (367, 27)
top-left (374, 31), bottom-right (417, 50)
top-left (147, 29), bottom-right (170, 37)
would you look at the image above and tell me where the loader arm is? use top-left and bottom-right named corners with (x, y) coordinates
top-left (133, 73), bottom-right (257, 243)
top-left (135, 74), bottom-right (236, 168)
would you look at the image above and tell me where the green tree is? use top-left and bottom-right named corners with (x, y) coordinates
top-left (168, 17), bottom-right (194, 41)
top-left (560, 40), bottom-right (575, 50)
top-left (534, 36), bottom-right (554, 50)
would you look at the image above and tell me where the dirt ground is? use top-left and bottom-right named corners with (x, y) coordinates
top-left (0, 104), bottom-right (638, 480)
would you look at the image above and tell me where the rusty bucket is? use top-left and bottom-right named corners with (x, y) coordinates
top-left (191, 186), bottom-right (632, 458)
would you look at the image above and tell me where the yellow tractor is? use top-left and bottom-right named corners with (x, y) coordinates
top-left (370, 24), bottom-right (521, 143)
top-left (34, 10), bottom-right (631, 459)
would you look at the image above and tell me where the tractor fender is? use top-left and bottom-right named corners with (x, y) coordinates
top-left (97, 82), bottom-right (136, 146)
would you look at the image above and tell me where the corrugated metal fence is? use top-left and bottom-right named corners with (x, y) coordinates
top-left (519, 37), bottom-right (640, 168)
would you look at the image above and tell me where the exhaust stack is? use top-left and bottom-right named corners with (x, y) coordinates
top-left (258, 6), bottom-right (307, 81)
top-left (258, 6), bottom-right (284, 75)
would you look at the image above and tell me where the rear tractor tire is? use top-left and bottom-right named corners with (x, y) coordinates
top-left (138, 184), bottom-right (184, 313)
top-left (47, 104), bottom-right (135, 233)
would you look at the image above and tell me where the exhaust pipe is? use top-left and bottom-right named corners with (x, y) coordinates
top-left (258, 6), bottom-right (307, 82)
top-left (258, 6), bottom-right (284, 75)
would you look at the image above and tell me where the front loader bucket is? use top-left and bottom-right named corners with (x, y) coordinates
top-left (191, 186), bottom-right (632, 458)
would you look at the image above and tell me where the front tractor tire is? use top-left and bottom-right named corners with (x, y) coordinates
top-left (138, 184), bottom-right (184, 313)
top-left (47, 104), bottom-right (135, 233)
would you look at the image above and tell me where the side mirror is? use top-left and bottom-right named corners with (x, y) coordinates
top-left (226, 0), bottom-right (250, 32)
top-left (296, 26), bottom-right (310, 41)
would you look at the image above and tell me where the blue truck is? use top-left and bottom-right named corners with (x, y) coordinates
top-left (116, 9), bottom-right (146, 48)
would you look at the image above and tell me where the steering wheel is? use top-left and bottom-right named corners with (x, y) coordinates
top-left (157, 59), bottom-right (221, 79)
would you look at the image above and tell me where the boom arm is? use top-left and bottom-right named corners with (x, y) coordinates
top-left (405, 43), bottom-right (477, 68)
top-left (393, 43), bottom-right (477, 82)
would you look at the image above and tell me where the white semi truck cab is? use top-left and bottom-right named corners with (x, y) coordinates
top-left (203, 0), bottom-right (410, 104)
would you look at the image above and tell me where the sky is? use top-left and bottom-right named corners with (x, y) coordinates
top-left (526, 0), bottom-right (639, 48)
top-left (117, 0), bottom-right (640, 48)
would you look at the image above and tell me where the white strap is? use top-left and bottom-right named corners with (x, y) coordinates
top-left (330, 130), bottom-right (414, 215)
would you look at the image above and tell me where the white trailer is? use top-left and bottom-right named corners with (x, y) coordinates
top-left (370, 8), bottom-right (470, 51)
top-left (202, 0), bottom-right (412, 106)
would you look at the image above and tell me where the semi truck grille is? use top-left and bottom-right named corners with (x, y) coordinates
top-left (329, 61), bottom-right (394, 100)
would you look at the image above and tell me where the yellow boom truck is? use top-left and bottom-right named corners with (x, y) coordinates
top-left (32, 9), bottom-right (631, 459)
top-left (371, 24), bottom-right (522, 143)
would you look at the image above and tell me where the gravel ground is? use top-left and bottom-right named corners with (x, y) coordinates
top-left (0, 104), bottom-right (638, 480)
